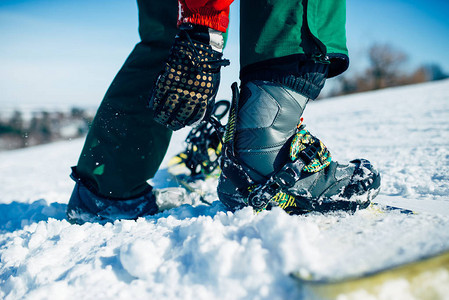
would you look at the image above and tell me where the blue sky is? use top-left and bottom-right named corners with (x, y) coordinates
top-left (346, 0), bottom-right (449, 73)
top-left (1, 0), bottom-right (448, 107)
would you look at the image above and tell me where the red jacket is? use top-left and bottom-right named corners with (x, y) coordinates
top-left (178, 0), bottom-right (234, 32)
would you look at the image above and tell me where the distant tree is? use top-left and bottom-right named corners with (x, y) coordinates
top-left (71, 107), bottom-right (86, 119)
top-left (327, 43), bottom-right (445, 97)
top-left (422, 64), bottom-right (448, 81)
top-left (9, 111), bottom-right (24, 133)
top-left (40, 111), bottom-right (52, 143)
top-left (336, 76), bottom-right (358, 95)
top-left (368, 43), bottom-right (408, 89)
top-left (1, 107), bottom-right (95, 150)
top-left (406, 67), bottom-right (428, 85)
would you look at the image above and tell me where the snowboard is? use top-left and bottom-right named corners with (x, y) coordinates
top-left (292, 249), bottom-right (449, 300)
top-left (152, 100), bottom-right (230, 212)
top-left (152, 154), bottom-right (220, 211)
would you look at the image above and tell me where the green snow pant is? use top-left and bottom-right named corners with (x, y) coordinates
top-left (75, 0), bottom-right (177, 199)
top-left (75, 0), bottom-right (348, 199)
top-left (240, 0), bottom-right (348, 77)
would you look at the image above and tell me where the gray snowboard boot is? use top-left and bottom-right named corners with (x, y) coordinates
top-left (217, 78), bottom-right (380, 214)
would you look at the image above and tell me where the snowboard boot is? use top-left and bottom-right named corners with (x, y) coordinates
top-left (217, 80), bottom-right (381, 214)
top-left (67, 168), bottom-right (159, 224)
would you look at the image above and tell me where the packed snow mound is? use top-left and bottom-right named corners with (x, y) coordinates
top-left (2, 204), bottom-right (449, 299)
top-left (1, 79), bottom-right (449, 299)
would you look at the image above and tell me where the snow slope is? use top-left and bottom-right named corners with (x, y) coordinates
top-left (1, 80), bottom-right (449, 299)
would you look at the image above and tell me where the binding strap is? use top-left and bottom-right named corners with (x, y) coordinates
top-left (247, 126), bottom-right (332, 211)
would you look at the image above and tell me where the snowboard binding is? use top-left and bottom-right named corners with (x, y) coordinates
top-left (169, 100), bottom-right (230, 177)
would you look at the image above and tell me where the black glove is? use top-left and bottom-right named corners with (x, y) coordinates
top-left (149, 24), bottom-right (230, 131)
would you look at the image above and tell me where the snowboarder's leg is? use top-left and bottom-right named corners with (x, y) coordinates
top-left (240, 0), bottom-right (349, 78)
top-left (217, 0), bottom-right (380, 212)
top-left (67, 0), bottom-right (178, 224)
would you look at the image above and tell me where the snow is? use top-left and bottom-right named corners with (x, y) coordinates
top-left (1, 80), bottom-right (449, 299)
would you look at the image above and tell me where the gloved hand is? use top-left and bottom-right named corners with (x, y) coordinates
top-left (149, 24), bottom-right (229, 131)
